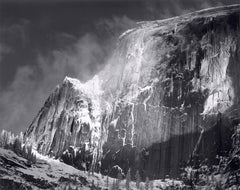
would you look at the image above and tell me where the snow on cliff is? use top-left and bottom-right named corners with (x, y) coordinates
top-left (24, 4), bottom-right (240, 179)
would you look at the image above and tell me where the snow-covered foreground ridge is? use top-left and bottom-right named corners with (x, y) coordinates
top-left (0, 147), bottom-right (183, 189)
top-left (23, 4), bottom-right (240, 179)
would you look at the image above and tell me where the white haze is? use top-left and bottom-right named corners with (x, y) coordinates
top-left (0, 16), bottom-right (136, 134)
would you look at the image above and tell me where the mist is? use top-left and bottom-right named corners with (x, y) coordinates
top-left (0, 16), bottom-right (136, 134)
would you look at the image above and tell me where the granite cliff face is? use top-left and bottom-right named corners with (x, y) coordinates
top-left (24, 77), bottom-right (103, 169)
top-left (25, 5), bottom-right (240, 179)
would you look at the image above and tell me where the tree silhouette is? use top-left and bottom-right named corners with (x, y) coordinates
top-left (126, 168), bottom-right (131, 190)
top-left (135, 170), bottom-right (141, 189)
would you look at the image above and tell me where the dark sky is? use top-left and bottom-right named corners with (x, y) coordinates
top-left (0, 0), bottom-right (239, 134)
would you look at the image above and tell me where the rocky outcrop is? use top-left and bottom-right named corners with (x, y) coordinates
top-left (25, 5), bottom-right (240, 179)
top-left (24, 77), bottom-right (103, 169)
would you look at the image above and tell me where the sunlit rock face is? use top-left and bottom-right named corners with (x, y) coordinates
top-left (25, 5), bottom-right (240, 179)
top-left (24, 77), bottom-right (103, 167)
top-left (100, 5), bottom-right (240, 178)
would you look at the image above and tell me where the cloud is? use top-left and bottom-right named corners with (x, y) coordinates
top-left (0, 43), bottom-right (11, 64)
top-left (0, 19), bottom-right (30, 48)
top-left (96, 16), bottom-right (137, 37)
top-left (38, 33), bottom-right (107, 81)
top-left (0, 16), bottom-right (136, 134)
top-left (143, 0), bottom-right (226, 20)
top-left (0, 34), bottom-right (106, 134)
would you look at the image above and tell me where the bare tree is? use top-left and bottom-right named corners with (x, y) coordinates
top-left (135, 170), bottom-right (141, 189)
top-left (126, 168), bottom-right (131, 190)
top-left (145, 177), bottom-right (149, 190)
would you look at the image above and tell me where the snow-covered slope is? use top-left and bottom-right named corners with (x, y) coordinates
top-left (0, 147), bottom-right (183, 189)
top-left (24, 4), bottom-right (240, 179)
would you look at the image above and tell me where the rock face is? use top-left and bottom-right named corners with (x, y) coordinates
top-left (25, 5), bottom-right (240, 179)
top-left (24, 77), bottom-right (103, 168)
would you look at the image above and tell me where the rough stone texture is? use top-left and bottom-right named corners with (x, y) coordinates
top-left (25, 5), bottom-right (240, 179)
top-left (24, 77), bottom-right (102, 168)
